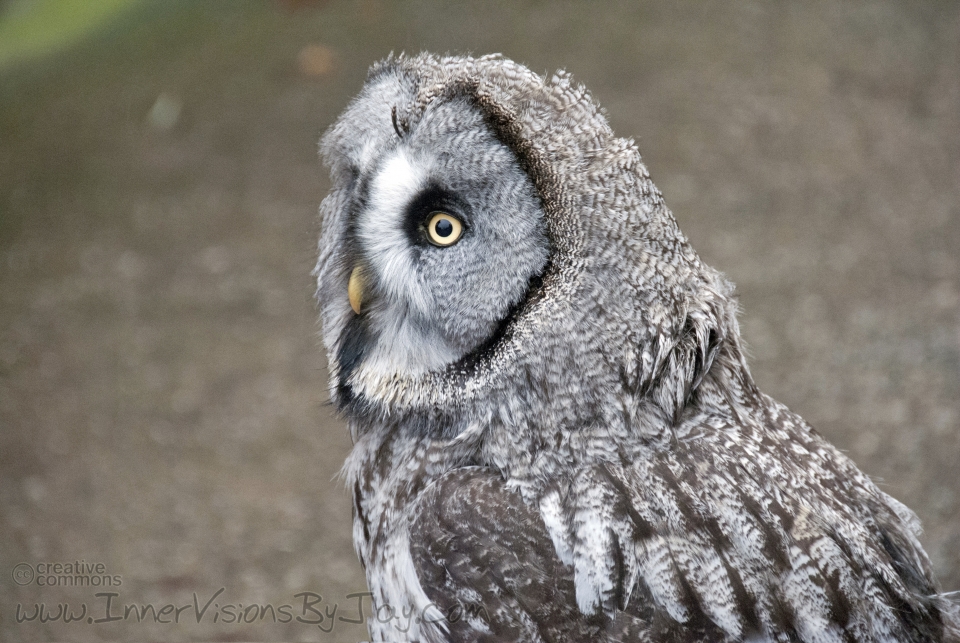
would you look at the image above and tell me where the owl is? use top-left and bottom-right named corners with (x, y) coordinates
top-left (314, 54), bottom-right (959, 643)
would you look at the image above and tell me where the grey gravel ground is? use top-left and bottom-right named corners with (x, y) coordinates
top-left (1, 2), bottom-right (958, 641)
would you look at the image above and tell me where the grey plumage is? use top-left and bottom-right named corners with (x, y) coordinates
top-left (315, 53), bottom-right (959, 643)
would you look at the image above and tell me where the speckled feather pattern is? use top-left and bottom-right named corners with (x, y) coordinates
top-left (315, 53), bottom-right (959, 642)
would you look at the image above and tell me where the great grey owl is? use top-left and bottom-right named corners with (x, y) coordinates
top-left (314, 53), bottom-right (958, 643)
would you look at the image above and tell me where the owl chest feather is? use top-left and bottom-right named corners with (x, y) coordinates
top-left (345, 423), bottom-right (475, 643)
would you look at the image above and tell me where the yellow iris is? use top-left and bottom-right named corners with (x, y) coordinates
top-left (426, 212), bottom-right (463, 246)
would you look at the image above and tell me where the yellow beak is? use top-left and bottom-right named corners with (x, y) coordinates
top-left (348, 266), bottom-right (365, 314)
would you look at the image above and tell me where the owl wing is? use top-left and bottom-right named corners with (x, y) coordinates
top-left (409, 467), bottom-right (653, 643)
top-left (409, 428), bottom-right (953, 643)
top-left (408, 469), bottom-right (750, 643)
top-left (534, 412), bottom-right (952, 643)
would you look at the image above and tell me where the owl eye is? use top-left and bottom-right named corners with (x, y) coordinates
top-left (425, 212), bottom-right (463, 246)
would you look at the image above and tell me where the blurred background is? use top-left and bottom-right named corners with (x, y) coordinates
top-left (1, 1), bottom-right (957, 641)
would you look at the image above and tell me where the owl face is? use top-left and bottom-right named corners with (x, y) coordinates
top-left (331, 95), bottom-right (550, 397)
top-left (320, 56), bottom-right (721, 426)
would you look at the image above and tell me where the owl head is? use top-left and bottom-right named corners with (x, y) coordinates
top-left (316, 54), bottom-right (745, 437)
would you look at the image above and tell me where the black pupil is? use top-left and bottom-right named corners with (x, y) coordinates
top-left (434, 218), bottom-right (453, 237)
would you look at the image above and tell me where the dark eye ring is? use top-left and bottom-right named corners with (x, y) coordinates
top-left (425, 212), bottom-right (463, 246)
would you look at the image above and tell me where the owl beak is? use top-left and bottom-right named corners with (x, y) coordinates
top-left (348, 266), bottom-right (365, 314)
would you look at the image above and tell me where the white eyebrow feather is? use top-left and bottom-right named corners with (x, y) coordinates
top-left (359, 149), bottom-right (433, 316)
top-left (355, 149), bottom-right (458, 376)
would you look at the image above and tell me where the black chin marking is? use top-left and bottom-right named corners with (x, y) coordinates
top-left (336, 314), bottom-right (374, 408)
